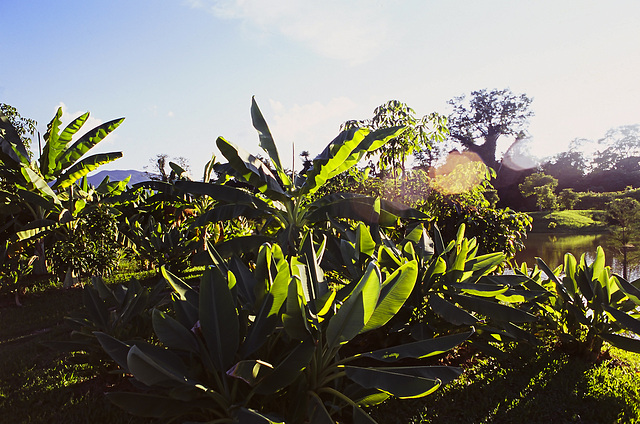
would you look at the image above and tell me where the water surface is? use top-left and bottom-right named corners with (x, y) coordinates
top-left (514, 232), bottom-right (640, 281)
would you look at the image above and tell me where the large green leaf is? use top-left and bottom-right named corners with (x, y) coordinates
top-left (152, 309), bottom-right (200, 354)
top-left (537, 257), bottom-right (571, 302)
top-left (161, 267), bottom-right (199, 308)
top-left (55, 117), bottom-right (125, 174)
top-left (615, 275), bottom-right (640, 306)
top-left (451, 293), bottom-right (537, 323)
top-left (40, 107), bottom-right (65, 178)
top-left (176, 180), bottom-right (273, 210)
top-left (52, 152), bottom-right (123, 190)
top-left (216, 136), bottom-right (288, 201)
top-left (300, 127), bottom-right (368, 197)
top-left (251, 97), bottom-right (291, 189)
top-left (240, 260), bottom-right (289, 357)
top-left (357, 330), bottom-right (473, 362)
top-left (326, 126), bottom-right (405, 181)
top-left (20, 167), bottom-right (61, 206)
top-left (126, 343), bottom-right (196, 387)
top-left (446, 282), bottom-right (510, 297)
top-left (214, 236), bottom-right (274, 259)
top-left (253, 338), bottom-right (315, 395)
top-left (326, 261), bottom-right (381, 349)
top-left (344, 366), bottom-right (440, 399)
top-left (600, 333), bottom-right (640, 353)
top-left (372, 365), bottom-right (462, 384)
top-left (199, 267), bottom-right (239, 371)
top-left (58, 112), bottom-right (89, 148)
top-left (305, 194), bottom-right (399, 227)
top-left (428, 294), bottom-right (477, 326)
top-left (94, 332), bottom-right (132, 372)
top-left (604, 305), bottom-right (640, 334)
top-left (15, 219), bottom-right (59, 241)
top-left (83, 286), bottom-right (109, 331)
top-left (360, 260), bottom-right (418, 333)
top-left (193, 204), bottom-right (267, 228)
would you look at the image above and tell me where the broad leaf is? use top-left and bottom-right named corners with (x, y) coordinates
top-left (360, 260), bottom-right (418, 333)
top-left (251, 96), bottom-right (291, 189)
top-left (55, 117), bottom-right (125, 173)
top-left (451, 293), bottom-right (537, 323)
top-left (199, 267), bottom-right (239, 371)
top-left (52, 152), bottom-right (123, 190)
top-left (344, 366), bottom-right (440, 399)
top-left (326, 261), bottom-right (381, 349)
top-left (358, 330), bottom-right (473, 362)
top-left (428, 294), bottom-right (477, 326)
top-left (152, 309), bottom-right (200, 354)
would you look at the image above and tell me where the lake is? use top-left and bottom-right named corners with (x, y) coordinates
top-left (513, 232), bottom-right (640, 281)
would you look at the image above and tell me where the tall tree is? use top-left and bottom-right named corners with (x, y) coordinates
top-left (447, 88), bottom-right (534, 171)
top-left (541, 148), bottom-right (589, 189)
top-left (592, 124), bottom-right (640, 172)
top-left (0, 103), bottom-right (36, 158)
top-left (342, 100), bottom-right (447, 178)
top-left (519, 172), bottom-right (558, 211)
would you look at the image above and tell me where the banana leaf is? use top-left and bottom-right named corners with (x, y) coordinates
top-left (451, 293), bottom-right (537, 323)
top-left (326, 262), bottom-right (381, 349)
top-left (357, 330), bottom-right (473, 362)
top-left (251, 96), bottom-right (291, 190)
top-left (360, 260), bottom-right (418, 333)
top-left (55, 117), bottom-right (124, 174)
top-left (216, 136), bottom-right (288, 202)
top-left (199, 267), bottom-right (239, 371)
top-left (52, 152), bottom-right (123, 190)
top-left (344, 366), bottom-right (441, 399)
top-left (428, 294), bottom-right (478, 326)
top-left (40, 107), bottom-right (65, 177)
top-left (152, 309), bottom-right (200, 354)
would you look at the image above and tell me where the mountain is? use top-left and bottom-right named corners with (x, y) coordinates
top-left (86, 169), bottom-right (154, 187)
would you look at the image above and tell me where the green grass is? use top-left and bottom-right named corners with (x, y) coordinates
top-left (530, 210), bottom-right (609, 233)
top-left (372, 344), bottom-right (640, 423)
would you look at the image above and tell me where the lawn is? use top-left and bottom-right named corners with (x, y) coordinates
top-left (529, 210), bottom-right (609, 233)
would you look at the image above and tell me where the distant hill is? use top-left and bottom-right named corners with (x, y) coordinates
top-left (87, 169), bottom-right (155, 187)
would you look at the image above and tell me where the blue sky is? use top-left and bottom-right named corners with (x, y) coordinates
top-left (2, 0), bottom-right (639, 177)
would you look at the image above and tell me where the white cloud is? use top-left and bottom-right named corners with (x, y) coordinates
top-left (266, 97), bottom-right (358, 168)
top-left (186, 0), bottom-right (396, 65)
top-left (167, 111), bottom-right (175, 118)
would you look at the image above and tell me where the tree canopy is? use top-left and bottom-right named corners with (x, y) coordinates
top-left (342, 100), bottom-right (448, 177)
top-left (447, 88), bottom-right (534, 171)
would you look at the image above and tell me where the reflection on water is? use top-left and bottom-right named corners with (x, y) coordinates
top-left (514, 233), bottom-right (640, 281)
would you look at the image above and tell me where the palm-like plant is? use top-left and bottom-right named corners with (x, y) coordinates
top-left (0, 107), bottom-right (124, 278)
top-left (177, 97), bottom-right (426, 257)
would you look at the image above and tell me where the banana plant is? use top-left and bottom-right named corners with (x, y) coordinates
top-left (1, 107), bottom-right (124, 277)
top-left (536, 247), bottom-right (640, 358)
top-left (99, 239), bottom-right (470, 423)
top-left (368, 223), bottom-right (549, 352)
top-left (176, 97), bottom-right (427, 257)
top-left (45, 275), bottom-right (166, 365)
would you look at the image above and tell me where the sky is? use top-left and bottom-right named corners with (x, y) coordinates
top-left (1, 0), bottom-right (639, 179)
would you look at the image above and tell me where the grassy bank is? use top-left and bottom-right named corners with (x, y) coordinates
top-left (529, 210), bottom-right (609, 233)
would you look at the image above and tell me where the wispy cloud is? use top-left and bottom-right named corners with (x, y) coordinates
top-left (185, 0), bottom-right (396, 65)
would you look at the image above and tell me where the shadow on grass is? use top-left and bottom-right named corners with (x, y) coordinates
top-left (372, 346), bottom-right (638, 424)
